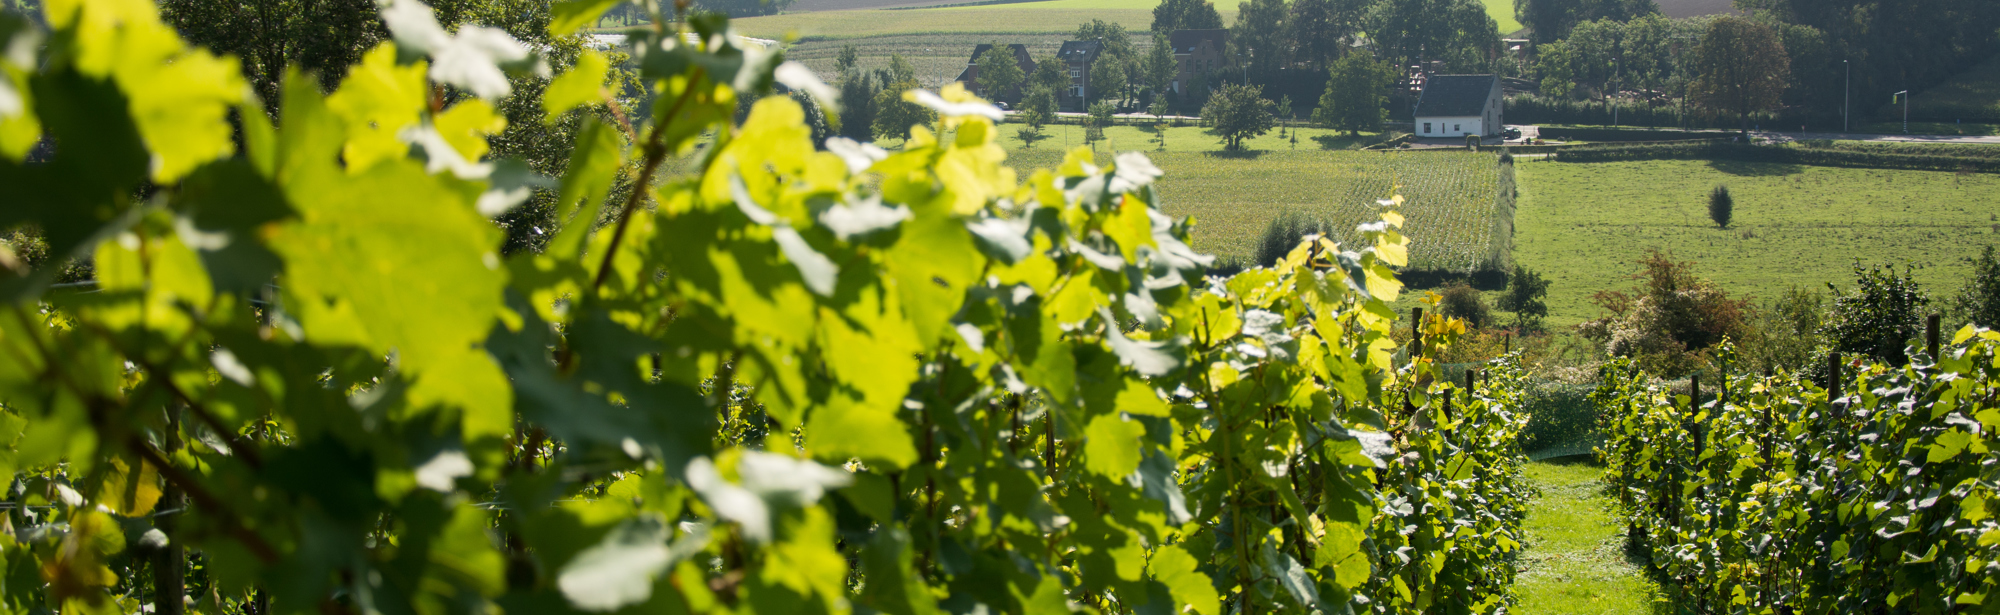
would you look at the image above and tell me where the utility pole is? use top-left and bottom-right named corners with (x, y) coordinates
top-left (1842, 59), bottom-right (1850, 133)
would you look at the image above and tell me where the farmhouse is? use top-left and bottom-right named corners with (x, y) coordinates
top-left (952, 43), bottom-right (1035, 103)
top-left (1056, 39), bottom-right (1102, 111)
top-left (1167, 29), bottom-right (1227, 94)
top-left (1414, 74), bottom-right (1503, 138)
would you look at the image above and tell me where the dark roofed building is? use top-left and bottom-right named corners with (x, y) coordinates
top-left (1056, 39), bottom-right (1103, 111)
top-left (1167, 29), bottom-right (1227, 94)
top-left (1414, 74), bottom-right (1502, 138)
top-left (953, 43), bottom-right (1036, 103)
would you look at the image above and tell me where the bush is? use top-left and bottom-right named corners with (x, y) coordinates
top-left (1252, 210), bottom-right (1332, 267)
top-left (1955, 245), bottom-right (2000, 328)
top-left (1495, 265), bottom-right (1549, 331)
top-left (1465, 134), bottom-right (1480, 150)
top-left (1707, 184), bottom-right (1733, 228)
top-left (1577, 250), bottom-right (1752, 376)
top-left (1820, 262), bottom-right (1931, 365)
top-left (1739, 285), bottom-right (1824, 374)
top-left (1439, 283), bottom-right (1491, 329)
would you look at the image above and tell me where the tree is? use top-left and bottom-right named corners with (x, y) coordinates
top-left (1287, 0), bottom-right (1364, 71)
top-left (1564, 18), bottom-right (1622, 99)
top-left (1145, 32), bottom-right (1178, 96)
top-left (1031, 51), bottom-right (1066, 94)
top-left (837, 71), bottom-right (879, 141)
top-left (1688, 16), bottom-right (1789, 134)
top-left (1228, 0), bottom-right (1287, 81)
top-left (1495, 265), bottom-right (1550, 330)
top-left (1534, 40), bottom-right (1579, 99)
top-left (1086, 101), bottom-right (1116, 143)
top-left (873, 58), bottom-right (935, 140)
top-left (1821, 262), bottom-right (1931, 366)
top-left (1515, 0), bottom-right (1658, 44)
top-left (1440, 283), bottom-right (1492, 329)
top-left (1152, 0), bottom-right (1223, 32)
top-left (976, 44), bottom-right (1026, 102)
top-left (1707, 184), bottom-right (1732, 228)
top-left (1017, 86), bottom-right (1058, 147)
top-left (836, 44), bottom-right (860, 75)
top-left (1089, 55), bottom-right (1127, 105)
top-left (1201, 82), bottom-right (1275, 150)
top-left (692, 0), bottom-right (797, 16)
top-left (1314, 52), bottom-right (1395, 135)
top-left (1370, 0), bottom-right (1500, 72)
top-left (1954, 246), bottom-right (2000, 328)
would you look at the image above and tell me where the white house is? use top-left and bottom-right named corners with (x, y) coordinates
top-left (1413, 74), bottom-right (1503, 138)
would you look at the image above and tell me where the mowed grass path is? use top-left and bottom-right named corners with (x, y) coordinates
top-left (1513, 459), bottom-right (1663, 615)
top-left (1513, 159), bottom-right (2000, 328)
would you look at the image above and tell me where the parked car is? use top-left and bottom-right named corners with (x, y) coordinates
top-left (1502, 127), bottom-right (1522, 139)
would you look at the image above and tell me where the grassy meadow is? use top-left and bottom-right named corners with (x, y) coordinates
top-left (1513, 158), bottom-right (2000, 329)
top-left (1004, 144), bottom-right (1507, 270)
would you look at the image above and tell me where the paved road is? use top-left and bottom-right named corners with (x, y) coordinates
top-left (1749, 130), bottom-right (2000, 145)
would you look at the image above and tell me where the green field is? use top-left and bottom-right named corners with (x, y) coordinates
top-left (1004, 144), bottom-right (1507, 270)
top-left (1513, 159), bottom-right (2000, 329)
top-left (1482, 0), bottom-right (1523, 34)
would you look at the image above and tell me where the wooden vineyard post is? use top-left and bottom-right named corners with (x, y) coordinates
top-left (1827, 352), bottom-right (1842, 401)
top-left (1465, 368), bottom-right (1476, 403)
top-left (1689, 373), bottom-right (1703, 459)
top-left (1411, 307), bottom-right (1425, 359)
top-left (1927, 313), bottom-right (1942, 361)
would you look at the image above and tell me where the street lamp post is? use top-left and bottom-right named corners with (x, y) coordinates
top-left (1894, 90), bottom-right (1909, 134)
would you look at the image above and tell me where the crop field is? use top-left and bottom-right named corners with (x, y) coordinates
top-left (1007, 148), bottom-right (1507, 270)
top-left (1512, 159), bottom-right (2000, 329)
top-left (994, 122), bottom-right (1383, 152)
top-left (733, 7), bottom-right (1154, 40)
top-left (738, 8), bottom-right (1157, 84)
top-left (779, 33), bottom-right (1080, 87)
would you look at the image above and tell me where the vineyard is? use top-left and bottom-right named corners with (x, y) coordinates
top-left (0, 2), bottom-right (1546, 615)
top-left (1038, 150), bottom-right (1514, 272)
top-left (1597, 331), bottom-right (2000, 611)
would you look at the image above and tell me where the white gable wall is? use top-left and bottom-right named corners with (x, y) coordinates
top-left (1416, 116), bottom-right (1483, 138)
top-left (1416, 78), bottom-right (1504, 138)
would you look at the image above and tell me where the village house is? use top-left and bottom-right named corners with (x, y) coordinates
top-left (952, 43), bottom-right (1036, 103)
top-left (1055, 39), bottom-right (1102, 111)
top-left (1167, 29), bottom-right (1227, 94)
top-left (1413, 74), bottom-right (1503, 138)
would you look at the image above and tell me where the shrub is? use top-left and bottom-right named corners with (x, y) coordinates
top-left (1465, 134), bottom-right (1480, 150)
top-left (1577, 250), bottom-right (1752, 376)
top-left (1708, 184), bottom-right (1733, 228)
top-left (1252, 210), bottom-right (1331, 267)
top-left (1953, 245), bottom-right (2000, 328)
top-left (1819, 262), bottom-right (1931, 365)
top-left (1739, 285), bottom-right (1823, 374)
top-left (1439, 282), bottom-right (1491, 329)
top-left (1494, 265), bottom-right (1550, 331)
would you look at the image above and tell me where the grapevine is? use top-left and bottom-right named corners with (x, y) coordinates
top-left (0, 1), bottom-right (1534, 613)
